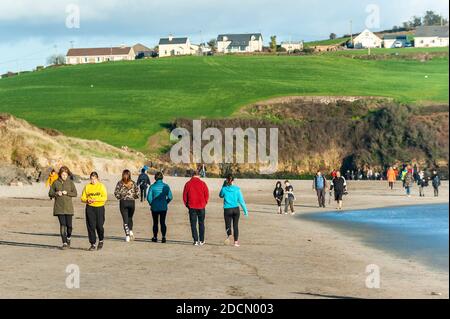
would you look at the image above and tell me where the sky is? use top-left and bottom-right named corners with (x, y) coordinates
top-left (0, 0), bottom-right (448, 74)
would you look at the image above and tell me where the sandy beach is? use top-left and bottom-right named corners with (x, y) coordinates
top-left (0, 176), bottom-right (448, 299)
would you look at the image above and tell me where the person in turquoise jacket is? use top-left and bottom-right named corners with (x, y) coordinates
top-left (219, 174), bottom-right (248, 247)
top-left (147, 172), bottom-right (173, 243)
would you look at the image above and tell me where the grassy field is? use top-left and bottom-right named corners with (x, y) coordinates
top-left (0, 52), bottom-right (448, 150)
top-left (325, 46), bottom-right (449, 56)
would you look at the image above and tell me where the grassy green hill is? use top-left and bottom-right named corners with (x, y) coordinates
top-left (0, 51), bottom-right (448, 150)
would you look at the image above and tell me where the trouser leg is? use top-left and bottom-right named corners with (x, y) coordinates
top-left (224, 209), bottom-right (233, 238)
top-left (96, 207), bottom-right (105, 242)
top-left (198, 209), bottom-right (205, 242)
top-left (85, 206), bottom-right (97, 245)
top-left (57, 215), bottom-right (68, 244)
top-left (189, 209), bottom-right (199, 242)
top-left (160, 211), bottom-right (167, 238)
top-left (232, 209), bottom-right (240, 241)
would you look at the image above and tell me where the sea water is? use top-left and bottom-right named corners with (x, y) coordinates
top-left (302, 204), bottom-right (449, 272)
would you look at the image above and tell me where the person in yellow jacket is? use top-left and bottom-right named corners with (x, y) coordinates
top-left (46, 169), bottom-right (59, 188)
top-left (81, 172), bottom-right (108, 251)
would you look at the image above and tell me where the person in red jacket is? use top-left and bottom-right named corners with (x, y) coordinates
top-left (183, 170), bottom-right (209, 246)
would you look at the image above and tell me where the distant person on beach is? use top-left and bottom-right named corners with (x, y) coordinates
top-left (401, 167), bottom-right (408, 188)
top-left (137, 168), bottom-right (151, 202)
top-left (219, 174), bottom-right (249, 247)
top-left (199, 164), bottom-right (207, 178)
top-left (330, 171), bottom-right (347, 211)
top-left (147, 172), bottom-right (173, 243)
top-left (81, 172), bottom-right (108, 251)
top-left (417, 171), bottom-right (429, 197)
top-left (114, 170), bottom-right (140, 242)
top-left (387, 167), bottom-right (397, 190)
top-left (404, 166), bottom-right (414, 198)
top-left (313, 171), bottom-right (327, 208)
top-left (284, 180), bottom-right (295, 215)
top-left (273, 181), bottom-right (284, 214)
top-left (431, 170), bottom-right (441, 197)
top-left (46, 169), bottom-right (59, 188)
top-left (48, 166), bottom-right (78, 250)
top-left (183, 170), bottom-right (209, 246)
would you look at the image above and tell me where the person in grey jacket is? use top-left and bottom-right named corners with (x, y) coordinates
top-left (49, 166), bottom-right (78, 250)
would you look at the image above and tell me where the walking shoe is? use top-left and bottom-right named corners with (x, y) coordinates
top-left (61, 243), bottom-right (69, 250)
top-left (67, 238), bottom-right (71, 247)
top-left (161, 238), bottom-right (167, 243)
top-left (199, 241), bottom-right (205, 246)
top-left (125, 236), bottom-right (131, 243)
top-left (224, 236), bottom-right (232, 246)
top-left (234, 241), bottom-right (240, 247)
top-left (194, 242), bottom-right (200, 246)
top-left (151, 237), bottom-right (158, 243)
top-left (129, 231), bottom-right (135, 241)
top-left (97, 241), bottom-right (104, 251)
top-left (291, 212), bottom-right (296, 216)
top-left (88, 245), bottom-right (96, 251)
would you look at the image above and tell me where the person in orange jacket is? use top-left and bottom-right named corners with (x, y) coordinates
top-left (387, 167), bottom-right (396, 190)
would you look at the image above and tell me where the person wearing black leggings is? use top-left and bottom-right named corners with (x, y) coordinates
top-left (147, 172), bottom-right (173, 243)
top-left (114, 170), bottom-right (140, 242)
top-left (219, 175), bottom-right (249, 247)
top-left (49, 166), bottom-right (78, 250)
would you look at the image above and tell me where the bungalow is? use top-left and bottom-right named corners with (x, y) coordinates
top-left (158, 36), bottom-right (196, 57)
top-left (133, 43), bottom-right (153, 58)
top-left (65, 46), bottom-right (136, 65)
top-left (414, 25), bottom-right (449, 48)
top-left (353, 29), bottom-right (382, 49)
top-left (383, 34), bottom-right (409, 48)
top-left (280, 41), bottom-right (304, 53)
top-left (217, 33), bottom-right (263, 53)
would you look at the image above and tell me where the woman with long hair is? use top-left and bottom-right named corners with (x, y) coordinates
top-left (48, 166), bottom-right (78, 250)
top-left (114, 169), bottom-right (140, 242)
top-left (273, 181), bottom-right (284, 214)
top-left (219, 174), bottom-right (249, 247)
top-left (81, 172), bottom-right (108, 251)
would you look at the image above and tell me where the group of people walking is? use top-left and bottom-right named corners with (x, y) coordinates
top-left (48, 167), bottom-right (248, 251)
top-left (388, 165), bottom-right (442, 198)
top-left (272, 170), bottom-right (348, 213)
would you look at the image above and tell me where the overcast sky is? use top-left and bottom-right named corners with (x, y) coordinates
top-left (0, 0), bottom-right (448, 74)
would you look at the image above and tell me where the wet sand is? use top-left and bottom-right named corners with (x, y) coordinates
top-left (0, 177), bottom-right (448, 299)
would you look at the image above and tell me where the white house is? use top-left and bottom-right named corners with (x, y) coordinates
top-left (414, 26), bottom-right (449, 48)
top-left (217, 33), bottom-right (263, 53)
top-left (158, 36), bottom-right (194, 57)
top-left (280, 41), bottom-right (304, 53)
top-left (65, 46), bottom-right (136, 65)
top-left (353, 29), bottom-right (382, 49)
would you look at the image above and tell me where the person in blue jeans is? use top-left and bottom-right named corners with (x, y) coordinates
top-left (313, 171), bottom-right (328, 208)
top-left (219, 174), bottom-right (249, 247)
top-left (147, 172), bottom-right (173, 243)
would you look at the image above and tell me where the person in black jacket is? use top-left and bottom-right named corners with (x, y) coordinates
top-left (330, 171), bottom-right (347, 211)
top-left (273, 181), bottom-right (284, 214)
top-left (431, 170), bottom-right (441, 197)
top-left (137, 168), bottom-right (151, 202)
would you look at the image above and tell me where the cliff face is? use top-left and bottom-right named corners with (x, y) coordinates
top-left (0, 114), bottom-right (145, 184)
top-left (165, 97), bottom-right (449, 177)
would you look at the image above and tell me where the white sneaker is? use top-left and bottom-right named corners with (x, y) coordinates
top-left (224, 236), bottom-right (232, 246)
top-left (291, 212), bottom-right (296, 216)
top-left (194, 241), bottom-right (200, 246)
top-left (129, 231), bottom-right (135, 241)
top-left (199, 241), bottom-right (205, 246)
top-left (234, 241), bottom-right (240, 247)
top-left (125, 236), bottom-right (131, 242)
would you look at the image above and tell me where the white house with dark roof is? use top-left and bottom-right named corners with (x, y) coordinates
top-left (217, 33), bottom-right (263, 53)
top-left (158, 36), bottom-right (197, 57)
top-left (65, 46), bottom-right (136, 65)
top-left (414, 26), bottom-right (449, 48)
